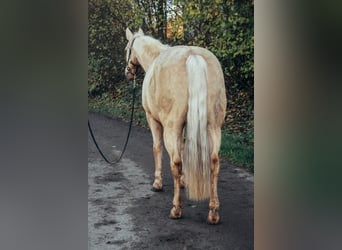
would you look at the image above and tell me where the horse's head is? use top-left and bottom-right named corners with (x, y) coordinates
top-left (125, 28), bottom-right (143, 79)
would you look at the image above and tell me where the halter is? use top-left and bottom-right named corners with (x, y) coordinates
top-left (126, 37), bottom-right (140, 76)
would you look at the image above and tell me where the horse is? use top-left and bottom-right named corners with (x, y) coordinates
top-left (124, 28), bottom-right (227, 224)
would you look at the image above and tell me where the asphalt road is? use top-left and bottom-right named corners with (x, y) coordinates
top-left (88, 112), bottom-right (254, 249)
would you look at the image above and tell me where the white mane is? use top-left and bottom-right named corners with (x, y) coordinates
top-left (133, 35), bottom-right (168, 71)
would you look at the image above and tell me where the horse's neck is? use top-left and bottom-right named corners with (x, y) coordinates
top-left (136, 37), bottom-right (168, 71)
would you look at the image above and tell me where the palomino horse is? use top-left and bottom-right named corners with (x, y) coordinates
top-left (124, 28), bottom-right (227, 224)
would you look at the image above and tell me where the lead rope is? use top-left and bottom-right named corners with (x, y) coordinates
top-left (88, 75), bottom-right (136, 165)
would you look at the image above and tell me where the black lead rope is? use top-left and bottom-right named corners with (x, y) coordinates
top-left (88, 76), bottom-right (136, 165)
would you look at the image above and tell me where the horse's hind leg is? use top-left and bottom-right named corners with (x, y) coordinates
top-left (163, 128), bottom-right (183, 219)
top-left (180, 127), bottom-right (186, 188)
top-left (146, 113), bottom-right (163, 191)
top-left (208, 127), bottom-right (222, 224)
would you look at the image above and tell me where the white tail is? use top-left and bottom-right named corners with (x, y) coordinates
top-left (184, 55), bottom-right (210, 201)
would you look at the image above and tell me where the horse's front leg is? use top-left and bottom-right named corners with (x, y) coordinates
top-left (146, 113), bottom-right (163, 191)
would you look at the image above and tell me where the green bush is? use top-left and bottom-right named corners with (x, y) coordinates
top-left (88, 0), bottom-right (137, 97)
top-left (179, 0), bottom-right (254, 94)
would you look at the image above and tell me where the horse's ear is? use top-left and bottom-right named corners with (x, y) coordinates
top-left (138, 28), bottom-right (144, 35)
top-left (126, 28), bottom-right (133, 41)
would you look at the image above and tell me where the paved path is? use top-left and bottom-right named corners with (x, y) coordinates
top-left (88, 112), bottom-right (254, 249)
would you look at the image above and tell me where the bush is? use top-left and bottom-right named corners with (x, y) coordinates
top-left (88, 0), bottom-right (136, 97)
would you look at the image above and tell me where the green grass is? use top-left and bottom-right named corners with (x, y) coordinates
top-left (220, 130), bottom-right (254, 172)
top-left (89, 94), bottom-right (254, 172)
top-left (88, 94), bottom-right (148, 127)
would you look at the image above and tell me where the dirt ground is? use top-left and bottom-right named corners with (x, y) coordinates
top-left (88, 112), bottom-right (254, 249)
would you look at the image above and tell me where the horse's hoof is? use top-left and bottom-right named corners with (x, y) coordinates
top-left (207, 210), bottom-right (220, 225)
top-left (169, 206), bottom-right (182, 219)
top-left (152, 181), bottom-right (163, 192)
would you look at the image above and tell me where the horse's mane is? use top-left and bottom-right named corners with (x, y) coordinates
top-left (134, 34), bottom-right (169, 61)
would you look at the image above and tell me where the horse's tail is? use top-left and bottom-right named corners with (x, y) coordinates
top-left (184, 55), bottom-right (210, 201)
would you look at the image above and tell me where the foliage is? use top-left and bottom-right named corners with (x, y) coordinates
top-left (88, 0), bottom-right (139, 97)
top-left (134, 0), bottom-right (168, 40)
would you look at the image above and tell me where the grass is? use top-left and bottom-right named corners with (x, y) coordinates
top-left (89, 93), bottom-right (254, 172)
top-left (220, 130), bottom-right (254, 172)
top-left (88, 93), bottom-right (148, 127)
